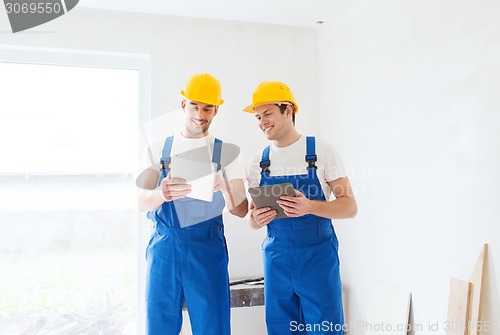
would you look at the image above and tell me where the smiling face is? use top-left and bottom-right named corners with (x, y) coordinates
top-left (254, 103), bottom-right (294, 142)
top-left (181, 99), bottom-right (218, 138)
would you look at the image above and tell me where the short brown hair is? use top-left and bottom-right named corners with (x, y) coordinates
top-left (276, 103), bottom-right (295, 125)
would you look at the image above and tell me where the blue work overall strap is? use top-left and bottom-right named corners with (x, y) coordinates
top-left (305, 136), bottom-right (317, 169)
top-left (212, 138), bottom-right (223, 172)
top-left (306, 136), bottom-right (318, 180)
top-left (158, 136), bottom-right (222, 186)
top-left (259, 145), bottom-right (271, 177)
top-left (158, 135), bottom-right (174, 186)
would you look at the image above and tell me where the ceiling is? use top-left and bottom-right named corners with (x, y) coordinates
top-left (78, 0), bottom-right (354, 28)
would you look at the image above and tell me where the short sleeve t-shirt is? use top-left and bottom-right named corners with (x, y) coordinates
top-left (248, 136), bottom-right (346, 199)
top-left (141, 132), bottom-right (246, 182)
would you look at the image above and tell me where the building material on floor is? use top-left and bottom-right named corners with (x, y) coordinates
top-left (446, 278), bottom-right (472, 335)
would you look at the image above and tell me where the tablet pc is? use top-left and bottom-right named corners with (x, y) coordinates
top-left (248, 183), bottom-right (296, 219)
top-left (170, 154), bottom-right (217, 202)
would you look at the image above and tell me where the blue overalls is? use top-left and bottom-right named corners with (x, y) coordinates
top-left (145, 136), bottom-right (230, 335)
top-left (259, 137), bottom-right (344, 335)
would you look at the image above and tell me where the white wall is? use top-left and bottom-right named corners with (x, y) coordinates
top-left (319, 0), bottom-right (500, 334)
top-left (0, 7), bottom-right (320, 334)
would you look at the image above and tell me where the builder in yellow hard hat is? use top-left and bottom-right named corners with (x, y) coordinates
top-left (244, 81), bottom-right (357, 335)
top-left (138, 73), bottom-right (248, 335)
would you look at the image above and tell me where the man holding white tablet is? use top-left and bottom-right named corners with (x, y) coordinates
top-left (137, 73), bottom-right (248, 335)
top-left (245, 81), bottom-right (357, 335)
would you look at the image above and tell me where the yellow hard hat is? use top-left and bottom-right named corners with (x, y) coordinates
top-left (243, 81), bottom-right (298, 113)
top-left (181, 73), bottom-right (224, 106)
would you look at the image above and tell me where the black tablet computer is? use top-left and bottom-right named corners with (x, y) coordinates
top-left (248, 183), bottom-right (296, 219)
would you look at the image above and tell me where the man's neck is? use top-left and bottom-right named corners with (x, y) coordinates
top-left (274, 129), bottom-right (301, 148)
top-left (181, 128), bottom-right (209, 139)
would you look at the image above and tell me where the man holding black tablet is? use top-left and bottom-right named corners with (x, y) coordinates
top-left (137, 73), bottom-right (248, 335)
top-left (245, 81), bottom-right (357, 335)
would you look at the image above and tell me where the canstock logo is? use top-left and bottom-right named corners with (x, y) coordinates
top-left (4, 0), bottom-right (79, 33)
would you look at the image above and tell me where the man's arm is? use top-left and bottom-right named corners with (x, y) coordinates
top-left (247, 200), bottom-right (276, 229)
top-left (277, 177), bottom-right (357, 219)
top-left (215, 173), bottom-right (248, 218)
top-left (137, 170), bottom-right (192, 212)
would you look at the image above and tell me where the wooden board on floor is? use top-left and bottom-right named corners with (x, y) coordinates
top-left (467, 244), bottom-right (488, 335)
top-left (446, 278), bottom-right (471, 335)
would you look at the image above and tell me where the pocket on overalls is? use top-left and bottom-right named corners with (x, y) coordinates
top-left (329, 227), bottom-right (341, 265)
top-left (216, 228), bottom-right (229, 260)
top-left (216, 227), bottom-right (227, 247)
top-left (261, 236), bottom-right (274, 251)
top-left (145, 232), bottom-right (158, 259)
top-left (173, 198), bottom-right (207, 227)
top-left (329, 228), bottom-right (339, 250)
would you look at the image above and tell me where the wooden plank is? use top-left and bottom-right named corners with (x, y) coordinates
top-left (446, 278), bottom-right (472, 335)
top-left (467, 244), bottom-right (488, 335)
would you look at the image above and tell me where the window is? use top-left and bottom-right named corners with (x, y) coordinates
top-left (0, 53), bottom-right (147, 334)
top-left (0, 62), bottom-right (137, 176)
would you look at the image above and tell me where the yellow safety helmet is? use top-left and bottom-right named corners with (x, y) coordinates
top-left (181, 73), bottom-right (224, 106)
top-left (243, 81), bottom-right (298, 113)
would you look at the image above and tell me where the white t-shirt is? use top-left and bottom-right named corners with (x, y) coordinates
top-left (248, 136), bottom-right (346, 199)
top-left (141, 132), bottom-right (246, 182)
